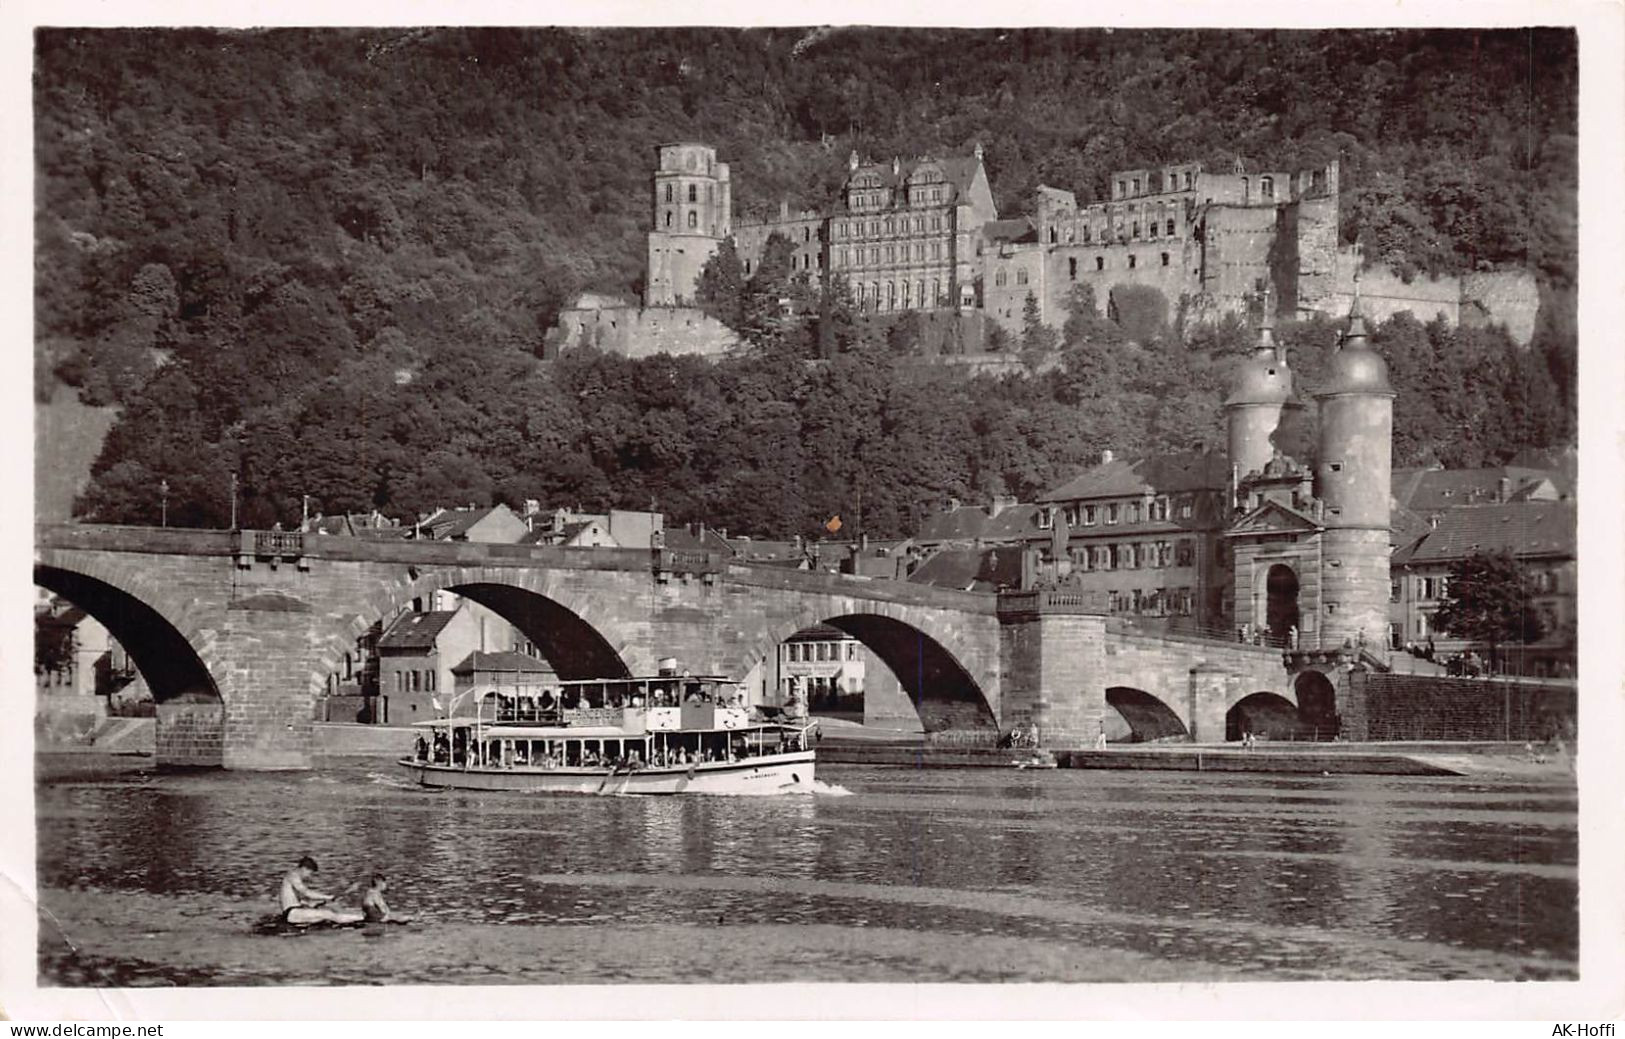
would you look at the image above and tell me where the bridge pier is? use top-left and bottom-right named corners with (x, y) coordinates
top-left (997, 593), bottom-right (1108, 746)
top-left (1186, 664), bottom-right (1234, 742)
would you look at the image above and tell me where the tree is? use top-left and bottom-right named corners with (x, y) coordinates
top-left (694, 237), bottom-right (746, 329)
top-left (1430, 549), bottom-right (1545, 671)
top-left (1020, 290), bottom-right (1059, 357)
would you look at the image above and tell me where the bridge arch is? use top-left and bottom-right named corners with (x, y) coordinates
top-left (336, 566), bottom-right (635, 685)
top-left (1294, 669), bottom-right (1340, 738)
top-left (34, 562), bottom-right (219, 704)
top-left (754, 604), bottom-right (999, 735)
top-left (1225, 691), bottom-right (1301, 741)
top-left (1105, 686), bottom-right (1190, 743)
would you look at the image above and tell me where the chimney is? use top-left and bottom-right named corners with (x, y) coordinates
top-left (1101, 449), bottom-right (1114, 465)
top-left (1497, 477), bottom-right (1512, 503)
top-left (990, 494), bottom-right (1018, 517)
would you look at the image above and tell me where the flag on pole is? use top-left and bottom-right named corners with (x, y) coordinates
top-left (825, 515), bottom-right (843, 534)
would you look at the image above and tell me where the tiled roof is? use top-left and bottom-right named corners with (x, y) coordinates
top-left (1400, 502), bottom-right (1575, 566)
top-left (906, 547), bottom-right (1023, 592)
top-left (723, 538), bottom-right (800, 561)
top-left (982, 217), bottom-right (1036, 244)
top-left (984, 504), bottom-right (1042, 540)
top-left (425, 506), bottom-right (499, 540)
top-left (378, 611), bottom-right (457, 651)
top-left (917, 505), bottom-right (990, 541)
top-left (451, 650), bottom-right (555, 675)
top-left (1039, 452), bottom-right (1228, 502)
top-left (1391, 467), bottom-right (1572, 511)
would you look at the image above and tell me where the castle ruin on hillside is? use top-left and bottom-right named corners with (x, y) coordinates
top-left (545, 143), bottom-right (1539, 359)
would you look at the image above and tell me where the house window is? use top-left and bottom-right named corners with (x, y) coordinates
top-left (1128, 254), bottom-right (1137, 269)
top-left (1132, 221), bottom-right (1141, 239)
top-left (1166, 219), bottom-right (1175, 236)
top-left (1105, 504), bottom-right (1119, 525)
top-left (1175, 540), bottom-right (1194, 566)
top-left (1016, 268), bottom-right (1028, 285)
top-left (1391, 580), bottom-right (1401, 602)
top-left (1161, 252), bottom-right (1170, 267)
top-left (1095, 256), bottom-right (1105, 271)
top-left (1132, 177), bottom-right (1141, 195)
top-left (1261, 176), bottom-right (1274, 199)
top-left (1083, 505), bottom-right (1096, 525)
top-left (1083, 226), bottom-right (1092, 243)
top-left (1126, 502), bottom-right (1140, 523)
top-left (1038, 508), bottom-right (1054, 530)
top-left (1180, 500), bottom-right (1193, 519)
top-left (995, 269), bottom-right (1007, 287)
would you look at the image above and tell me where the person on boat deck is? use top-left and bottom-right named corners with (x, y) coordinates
top-left (361, 873), bottom-right (412, 923)
top-left (413, 735), bottom-right (428, 761)
top-left (279, 856), bottom-right (363, 926)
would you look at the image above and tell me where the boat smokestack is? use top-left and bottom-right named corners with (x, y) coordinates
top-left (658, 657), bottom-right (679, 676)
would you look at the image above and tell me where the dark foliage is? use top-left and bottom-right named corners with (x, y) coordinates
top-left (37, 27), bottom-right (1576, 537)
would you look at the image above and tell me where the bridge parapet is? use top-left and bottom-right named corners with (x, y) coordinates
top-left (996, 588), bottom-right (1109, 618)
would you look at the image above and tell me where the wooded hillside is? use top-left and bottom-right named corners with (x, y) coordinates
top-left (34, 27), bottom-right (1578, 536)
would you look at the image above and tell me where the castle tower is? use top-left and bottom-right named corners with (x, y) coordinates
top-left (645, 143), bottom-right (732, 307)
top-left (1313, 283), bottom-right (1394, 658)
top-left (1224, 293), bottom-right (1296, 491)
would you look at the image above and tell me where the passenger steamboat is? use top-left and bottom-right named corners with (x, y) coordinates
top-left (399, 671), bottom-right (816, 795)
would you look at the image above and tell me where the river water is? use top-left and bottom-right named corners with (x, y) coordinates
top-left (35, 758), bottom-right (1577, 986)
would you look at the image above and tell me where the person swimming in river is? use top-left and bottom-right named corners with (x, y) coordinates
top-left (278, 855), bottom-right (364, 925)
top-left (360, 872), bottom-right (412, 923)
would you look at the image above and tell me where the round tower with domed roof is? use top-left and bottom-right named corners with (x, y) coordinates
top-left (1224, 293), bottom-right (1297, 486)
top-left (1313, 278), bottom-right (1395, 658)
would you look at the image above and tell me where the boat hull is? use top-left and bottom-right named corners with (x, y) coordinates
top-left (398, 752), bottom-right (816, 796)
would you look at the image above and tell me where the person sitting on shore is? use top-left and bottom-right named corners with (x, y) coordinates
top-left (361, 873), bottom-right (412, 923)
top-left (278, 856), bottom-right (363, 926)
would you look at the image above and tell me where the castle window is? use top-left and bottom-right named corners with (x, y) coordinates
top-left (1117, 180), bottom-right (1126, 198)
top-left (868, 283), bottom-right (878, 307)
top-left (1133, 177), bottom-right (1141, 195)
top-left (1128, 254), bottom-right (1137, 269)
top-left (933, 278), bottom-right (942, 304)
top-left (1261, 176), bottom-right (1274, 199)
top-left (917, 280), bottom-right (926, 306)
top-left (995, 269), bottom-right (1007, 287)
top-left (931, 242), bottom-right (941, 260)
top-left (1161, 252), bottom-right (1170, 267)
top-left (1241, 177), bottom-right (1249, 201)
top-left (915, 243), bottom-right (925, 260)
top-left (1096, 256), bottom-right (1105, 271)
top-left (688, 184), bottom-right (698, 203)
top-left (870, 221), bottom-right (879, 236)
top-left (804, 227), bottom-right (811, 242)
top-left (902, 281), bottom-right (912, 306)
top-left (688, 211), bottom-right (698, 229)
top-left (665, 212), bottom-right (673, 228)
top-left (1069, 258), bottom-right (1077, 281)
top-left (931, 216), bottom-right (942, 231)
top-left (1184, 171), bottom-right (1193, 189)
top-left (664, 184), bottom-right (673, 203)
top-left (1166, 219), bottom-right (1175, 236)
top-left (1082, 226), bottom-right (1091, 243)
top-left (870, 247), bottom-right (879, 264)
top-left (1049, 227), bottom-right (1058, 244)
top-left (886, 245), bottom-right (895, 262)
top-left (915, 217), bottom-right (924, 233)
top-left (1132, 221), bottom-right (1141, 239)
top-left (886, 219), bottom-right (894, 234)
top-left (744, 259), bottom-right (752, 275)
top-left (1016, 268), bottom-right (1028, 285)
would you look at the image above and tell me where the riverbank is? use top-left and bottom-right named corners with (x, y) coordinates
top-left (34, 719), bottom-right (1576, 781)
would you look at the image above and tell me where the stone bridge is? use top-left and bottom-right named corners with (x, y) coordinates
top-left (36, 525), bottom-right (1300, 768)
